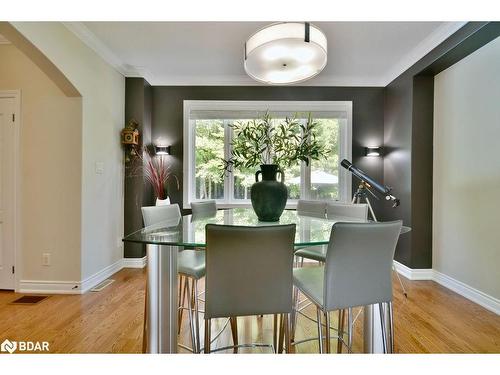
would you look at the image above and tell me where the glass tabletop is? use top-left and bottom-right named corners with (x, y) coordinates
top-left (123, 207), bottom-right (410, 247)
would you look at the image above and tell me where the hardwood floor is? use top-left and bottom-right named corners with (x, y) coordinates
top-left (0, 267), bottom-right (498, 353)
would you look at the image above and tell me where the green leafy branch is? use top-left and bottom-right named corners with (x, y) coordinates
top-left (222, 111), bottom-right (329, 175)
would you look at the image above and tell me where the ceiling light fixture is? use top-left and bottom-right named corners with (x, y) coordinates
top-left (244, 22), bottom-right (327, 85)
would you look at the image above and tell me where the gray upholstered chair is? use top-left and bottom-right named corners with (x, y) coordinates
top-left (190, 200), bottom-right (217, 217)
top-left (294, 202), bottom-right (369, 264)
top-left (204, 224), bottom-right (296, 353)
top-left (296, 199), bottom-right (327, 218)
top-left (326, 202), bottom-right (368, 220)
top-left (294, 200), bottom-right (327, 265)
top-left (292, 220), bottom-right (402, 353)
top-left (141, 203), bottom-right (206, 353)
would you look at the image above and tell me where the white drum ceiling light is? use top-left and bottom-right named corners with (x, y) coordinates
top-left (244, 22), bottom-right (328, 85)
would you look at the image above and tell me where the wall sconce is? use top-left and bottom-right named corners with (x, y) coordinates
top-left (155, 145), bottom-right (171, 156)
top-left (365, 146), bottom-right (382, 157)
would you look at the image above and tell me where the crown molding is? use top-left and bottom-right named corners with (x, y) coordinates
top-left (382, 21), bottom-right (467, 85)
top-left (148, 74), bottom-right (386, 87)
top-left (63, 21), bottom-right (467, 87)
top-left (63, 22), bottom-right (128, 76)
top-left (0, 33), bottom-right (10, 44)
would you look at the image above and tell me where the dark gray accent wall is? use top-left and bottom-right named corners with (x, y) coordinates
top-left (151, 86), bottom-right (386, 215)
top-left (383, 22), bottom-right (500, 268)
top-left (124, 78), bottom-right (153, 258)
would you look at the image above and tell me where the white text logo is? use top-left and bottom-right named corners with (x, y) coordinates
top-left (1, 339), bottom-right (49, 353)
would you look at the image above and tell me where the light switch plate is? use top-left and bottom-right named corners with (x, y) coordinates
top-left (95, 162), bottom-right (104, 174)
top-left (42, 253), bottom-right (51, 266)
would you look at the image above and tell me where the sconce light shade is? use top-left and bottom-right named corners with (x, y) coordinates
top-left (365, 147), bottom-right (382, 157)
top-left (155, 145), bottom-right (171, 156)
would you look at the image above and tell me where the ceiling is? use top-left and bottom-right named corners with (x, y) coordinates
top-left (65, 22), bottom-right (466, 87)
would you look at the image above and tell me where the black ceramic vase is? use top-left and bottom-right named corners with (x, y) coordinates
top-left (250, 164), bottom-right (288, 222)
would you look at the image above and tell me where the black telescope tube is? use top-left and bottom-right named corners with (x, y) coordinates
top-left (341, 159), bottom-right (391, 195)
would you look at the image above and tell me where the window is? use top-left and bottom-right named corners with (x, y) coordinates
top-left (183, 101), bottom-right (352, 208)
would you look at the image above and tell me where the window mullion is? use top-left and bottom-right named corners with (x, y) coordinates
top-left (300, 118), bottom-right (311, 200)
top-left (302, 162), bottom-right (311, 199)
top-left (190, 119), bottom-right (196, 204)
top-left (224, 119), bottom-right (233, 204)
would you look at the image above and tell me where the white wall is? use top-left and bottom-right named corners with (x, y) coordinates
top-left (0, 44), bottom-right (82, 282)
top-left (433, 36), bottom-right (500, 300)
top-left (8, 22), bottom-right (125, 284)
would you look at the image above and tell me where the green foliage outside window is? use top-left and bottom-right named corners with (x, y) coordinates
top-left (194, 112), bottom-right (340, 201)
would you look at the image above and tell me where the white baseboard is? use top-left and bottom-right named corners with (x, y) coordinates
top-left (19, 258), bottom-right (125, 295)
top-left (393, 260), bottom-right (433, 280)
top-left (393, 261), bottom-right (499, 315)
top-left (122, 256), bottom-right (147, 268)
top-left (18, 280), bottom-right (82, 294)
top-left (80, 258), bottom-right (124, 293)
top-left (432, 270), bottom-right (500, 315)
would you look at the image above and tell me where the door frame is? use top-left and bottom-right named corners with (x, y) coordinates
top-left (0, 90), bottom-right (21, 291)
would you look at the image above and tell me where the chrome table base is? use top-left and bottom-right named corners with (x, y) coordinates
top-left (363, 303), bottom-right (393, 353)
top-left (146, 244), bottom-right (178, 353)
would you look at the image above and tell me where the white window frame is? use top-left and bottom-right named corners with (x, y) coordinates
top-left (183, 100), bottom-right (352, 209)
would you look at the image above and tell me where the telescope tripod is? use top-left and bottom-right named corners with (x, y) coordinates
top-left (352, 181), bottom-right (408, 298)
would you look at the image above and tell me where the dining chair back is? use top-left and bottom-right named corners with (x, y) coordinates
top-left (323, 221), bottom-right (402, 310)
top-left (141, 203), bottom-right (181, 226)
top-left (297, 199), bottom-right (326, 218)
top-left (326, 202), bottom-right (368, 220)
top-left (191, 200), bottom-right (217, 217)
top-left (204, 224), bottom-right (296, 319)
top-left (204, 224), bottom-right (296, 353)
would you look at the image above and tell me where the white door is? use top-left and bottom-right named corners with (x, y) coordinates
top-left (0, 96), bottom-right (16, 290)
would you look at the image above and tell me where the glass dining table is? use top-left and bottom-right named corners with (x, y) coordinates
top-left (123, 207), bottom-right (410, 354)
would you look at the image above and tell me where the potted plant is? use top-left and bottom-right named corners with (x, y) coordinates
top-left (223, 112), bottom-right (328, 221)
top-left (140, 145), bottom-right (179, 205)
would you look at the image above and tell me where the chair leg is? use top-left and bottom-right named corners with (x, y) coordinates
top-left (316, 307), bottom-right (324, 354)
top-left (337, 309), bottom-right (345, 353)
top-left (291, 287), bottom-right (299, 342)
top-left (185, 278), bottom-right (197, 352)
top-left (284, 314), bottom-right (291, 353)
top-left (347, 307), bottom-right (353, 353)
top-left (230, 317), bottom-right (238, 353)
top-left (388, 302), bottom-right (394, 353)
top-left (193, 279), bottom-right (201, 353)
top-left (273, 314), bottom-right (278, 353)
top-left (379, 303), bottom-right (388, 354)
top-left (324, 311), bottom-right (331, 353)
top-left (278, 314), bottom-right (285, 353)
top-left (204, 318), bottom-right (211, 354)
top-left (178, 275), bottom-right (186, 334)
top-left (142, 277), bottom-right (148, 353)
top-left (393, 262), bottom-right (408, 298)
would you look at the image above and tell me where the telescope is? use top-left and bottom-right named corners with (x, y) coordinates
top-left (341, 159), bottom-right (400, 207)
top-left (340, 159), bottom-right (406, 296)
